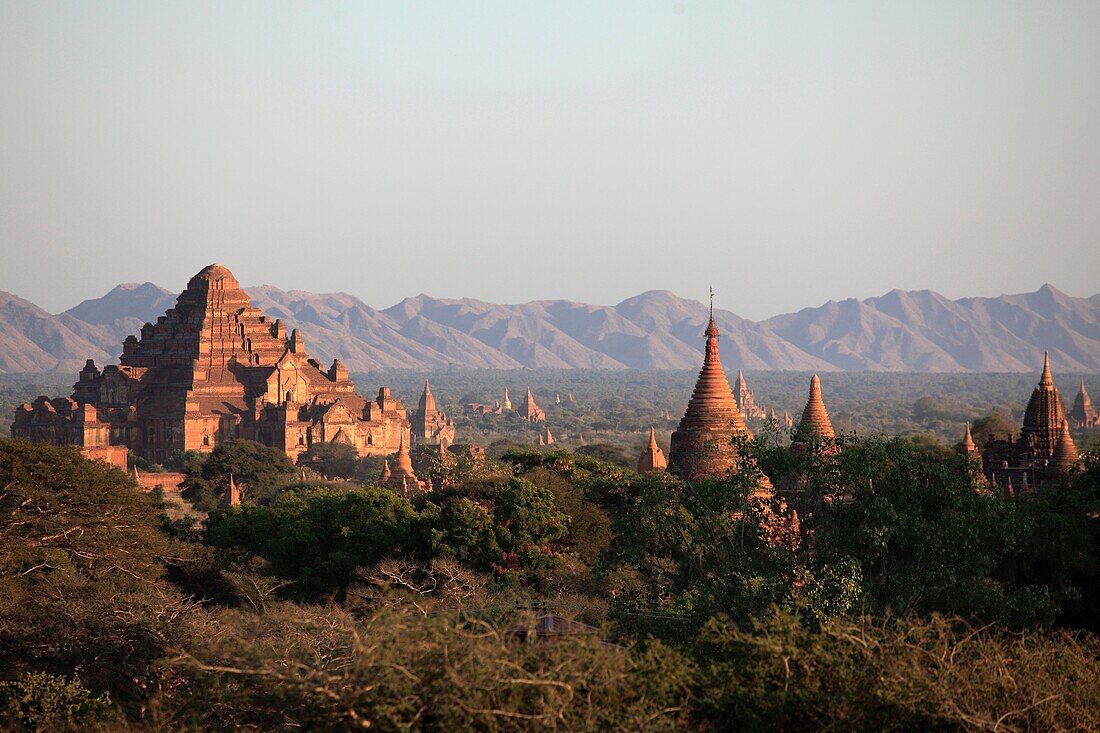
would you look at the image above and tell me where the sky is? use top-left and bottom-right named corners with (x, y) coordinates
top-left (1, 1), bottom-right (1098, 320)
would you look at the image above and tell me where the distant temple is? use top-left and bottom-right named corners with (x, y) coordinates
top-left (980, 353), bottom-right (1080, 490)
top-left (636, 427), bottom-right (667, 475)
top-left (519, 388), bottom-right (546, 423)
top-left (411, 380), bottom-right (455, 447)
top-left (956, 423), bottom-right (981, 463)
top-left (734, 370), bottom-right (767, 420)
top-left (1069, 379), bottom-right (1097, 428)
top-left (11, 264), bottom-right (411, 464)
top-left (379, 437), bottom-right (423, 493)
top-left (668, 294), bottom-right (752, 481)
top-left (793, 374), bottom-right (835, 444)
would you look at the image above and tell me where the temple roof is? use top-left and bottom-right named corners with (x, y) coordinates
top-left (1039, 351), bottom-right (1054, 387)
top-left (961, 423), bottom-right (977, 452)
top-left (1022, 352), bottom-right (1067, 454)
top-left (389, 436), bottom-right (419, 486)
top-left (796, 374), bottom-right (835, 440)
top-left (1049, 419), bottom-right (1079, 475)
top-left (419, 379), bottom-right (437, 414)
top-left (668, 297), bottom-right (750, 479)
top-left (674, 312), bottom-right (747, 436)
top-left (1070, 379), bottom-right (1096, 424)
top-left (637, 426), bottom-right (667, 474)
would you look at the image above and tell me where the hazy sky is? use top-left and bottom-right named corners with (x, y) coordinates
top-left (1, 2), bottom-right (1098, 319)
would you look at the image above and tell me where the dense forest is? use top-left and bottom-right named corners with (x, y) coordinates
top-left (2, 426), bottom-right (1098, 730)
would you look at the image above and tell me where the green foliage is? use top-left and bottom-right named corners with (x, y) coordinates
top-left (3, 434), bottom-right (1100, 730)
top-left (0, 672), bottom-right (113, 731)
top-left (0, 439), bottom-right (195, 718)
top-left (429, 477), bottom-right (568, 581)
top-left (296, 441), bottom-right (360, 479)
top-left (575, 442), bottom-right (633, 467)
top-left (972, 410), bottom-right (1018, 446)
top-left (522, 466), bottom-right (612, 564)
top-left (430, 498), bottom-right (502, 569)
top-left (690, 610), bottom-right (1100, 732)
top-left (759, 435), bottom-right (1063, 626)
top-left (185, 439), bottom-right (296, 508)
top-left (604, 468), bottom-right (805, 638)
top-left (905, 431), bottom-right (952, 457)
top-left (163, 449), bottom-right (208, 475)
top-left (491, 477), bottom-right (568, 575)
top-left (206, 485), bottom-right (427, 598)
top-left (912, 395), bottom-right (972, 423)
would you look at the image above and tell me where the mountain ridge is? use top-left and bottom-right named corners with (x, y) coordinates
top-left (0, 282), bottom-right (1093, 374)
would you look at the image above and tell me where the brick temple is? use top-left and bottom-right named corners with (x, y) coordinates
top-left (668, 295), bottom-right (752, 480)
top-left (979, 353), bottom-right (1080, 490)
top-left (12, 264), bottom-right (411, 465)
top-left (1069, 379), bottom-right (1097, 428)
top-left (411, 380), bottom-right (455, 447)
top-left (734, 369), bottom-right (767, 421)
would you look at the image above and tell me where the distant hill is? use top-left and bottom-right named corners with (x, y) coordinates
top-left (0, 292), bottom-right (114, 373)
top-left (1, 282), bottom-right (1097, 374)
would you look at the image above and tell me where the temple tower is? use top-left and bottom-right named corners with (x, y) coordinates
top-left (1020, 353), bottom-right (1068, 456)
top-left (1048, 419), bottom-right (1080, 476)
top-left (957, 423), bottom-right (980, 461)
top-left (411, 379), bottom-right (456, 446)
top-left (220, 474), bottom-right (241, 508)
top-left (734, 369), bottom-right (766, 420)
top-left (637, 427), bottom-right (668, 475)
top-left (669, 292), bottom-right (750, 480)
top-left (385, 436), bottom-right (422, 491)
top-left (1069, 379), bottom-right (1097, 428)
top-left (795, 374), bottom-right (836, 441)
top-left (519, 388), bottom-right (545, 423)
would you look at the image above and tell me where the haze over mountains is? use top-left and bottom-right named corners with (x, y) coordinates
top-left (1, 281), bottom-right (1098, 374)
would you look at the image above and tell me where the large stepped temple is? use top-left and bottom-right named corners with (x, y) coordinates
top-left (12, 264), bottom-right (411, 464)
top-left (668, 295), bottom-right (752, 481)
top-left (980, 353), bottom-right (1080, 490)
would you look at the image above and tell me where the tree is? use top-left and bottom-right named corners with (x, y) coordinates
top-left (205, 485), bottom-right (427, 599)
top-left (576, 443), bottom-right (632, 468)
top-left (492, 478), bottom-right (568, 576)
top-left (429, 477), bottom-right (568, 580)
top-left (186, 440), bottom-right (297, 507)
top-left (972, 410), bottom-right (1018, 447)
top-left (761, 435), bottom-right (1057, 626)
top-left (0, 439), bottom-right (192, 718)
top-left (297, 442), bottom-right (359, 479)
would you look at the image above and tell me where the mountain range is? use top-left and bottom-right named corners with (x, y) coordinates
top-left (1, 281), bottom-right (1098, 374)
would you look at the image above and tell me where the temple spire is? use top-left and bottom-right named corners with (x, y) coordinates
top-left (957, 422), bottom-right (980, 460)
top-left (636, 426), bottom-right (668, 475)
top-left (1069, 378), bottom-right (1097, 427)
top-left (221, 473), bottom-right (241, 508)
top-left (668, 291), bottom-right (750, 480)
top-left (1049, 419), bottom-right (1079, 475)
top-left (704, 289), bottom-right (720, 361)
top-left (796, 374), bottom-right (835, 440)
top-left (1021, 352), bottom-right (1067, 454)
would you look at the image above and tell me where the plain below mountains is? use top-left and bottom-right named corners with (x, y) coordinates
top-left (1, 282), bottom-right (1098, 374)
